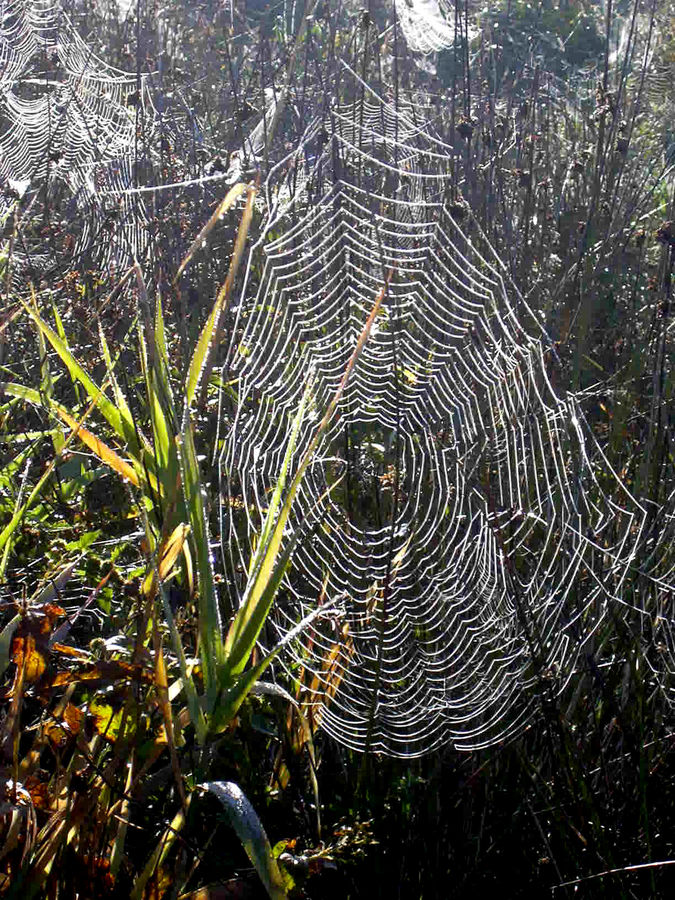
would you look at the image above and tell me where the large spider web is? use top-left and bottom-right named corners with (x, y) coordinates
top-left (218, 75), bottom-right (673, 757)
top-left (2, 6), bottom-right (673, 758)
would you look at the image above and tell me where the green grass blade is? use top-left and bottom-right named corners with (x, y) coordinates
top-left (34, 299), bottom-right (65, 457)
top-left (158, 580), bottom-right (207, 745)
top-left (0, 446), bottom-right (61, 563)
top-left (223, 279), bottom-right (385, 678)
top-left (22, 300), bottom-right (141, 457)
top-left (147, 297), bottom-right (180, 508)
top-left (244, 376), bottom-right (313, 602)
top-left (184, 185), bottom-right (256, 409)
top-left (138, 322), bottom-right (172, 504)
top-left (98, 320), bottom-right (135, 436)
top-left (2, 381), bottom-right (145, 489)
top-left (50, 300), bottom-right (83, 408)
top-left (221, 525), bottom-right (301, 681)
top-left (177, 420), bottom-right (221, 710)
top-left (214, 601), bottom-right (336, 733)
top-left (222, 380), bottom-right (313, 675)
top-left (199, 782), bottom-right (288, 900)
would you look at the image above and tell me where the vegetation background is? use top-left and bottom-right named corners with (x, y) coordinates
top-left (1, 0), bottom-right (675, 897)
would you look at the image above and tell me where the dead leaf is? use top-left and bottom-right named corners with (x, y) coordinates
top-left (11, 634), bottom-right (47, 683)
top-left (50, 660), bottom-right (153, 688)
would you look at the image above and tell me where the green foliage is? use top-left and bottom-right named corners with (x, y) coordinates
top-left (485, 0), bottom-right (604, 72)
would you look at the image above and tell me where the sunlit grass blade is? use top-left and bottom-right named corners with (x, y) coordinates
top-left (0, 391), bottom-right (99, 564)
top-left (139, 323), bottom-right (177, 508)
top-left (177, 421), bottom-right (221, 709)
top-left (33, 291), bottom-right (64, 458)
top-left (56, 406), bottom-right (140, 487)
top-left (98, 319), bottom-right (136, 439)
top-left (222, 523), bottom-right (302, 681)
top-left (21, 299), bottom-right (142, 457)
top-left (199, 782), bottom-right (288, 900)
top-left (139, 297), bottom-right (182, 515)
top-left (184, 184), bottom-right (256, 409)
top-left (223, 278), bottom-right (386, 679)
top-left (213, 601), bottom-right (336, 734)
top-left (1, 381), bottom-right (163, 498)
top-left (174, 182), bottom-right (248, 284)
top-left (240, 375), bottom-right (313, 611)
top-left (142, 523), bottom-right (190, 597)
top-left (182, 538), bottom-right (195, 597)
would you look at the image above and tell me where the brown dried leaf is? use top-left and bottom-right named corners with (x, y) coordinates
top-left (24, 776), bottom-right (51, 812)
top-left (11, 634), bottom-right (47, 683)
top-left (63, 702), bottom-right (84, 735)
top-left (51, 660), bottom-right (153, 688)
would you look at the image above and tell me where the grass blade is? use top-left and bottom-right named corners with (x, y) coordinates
top-left (129, 800), bottom-right (192, 900)
top-left (177, 421), bottom-right (221, 709)
top-left (142, 523), bottom-right (191, 597)
top-left (223, 277), bottom-right (386, 678)
top-left (199, 782), bottom-right (287, 900)
top-left (55, 407), bottom-right (140, 487)
top-left (184, 184), bottom-right (256, 409)
top-left (223, 376), bottom-right (313, 670)
top-left (174, 182), bottom-right (248, 284)
top-left (22, 300), bottom-right (141, 457)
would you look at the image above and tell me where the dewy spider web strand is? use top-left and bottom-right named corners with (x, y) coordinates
top-left (218, 70), bottom-right (674, 758)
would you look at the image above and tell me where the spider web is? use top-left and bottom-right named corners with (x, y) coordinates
top-left (218, 73), bottom-right (673, 757)
top-left (0, 0), bottom-right (151, 269)
top-left (395, 0), bottom-right (478, 55)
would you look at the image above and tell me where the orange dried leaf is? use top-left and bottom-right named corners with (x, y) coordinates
top-left (63, 702), bottom-right (84, 735)
top-left (11, 634), bottom-right (47, 682)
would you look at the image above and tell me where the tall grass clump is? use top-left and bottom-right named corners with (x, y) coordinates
top-left (0, 179), bottom-right (387, 898)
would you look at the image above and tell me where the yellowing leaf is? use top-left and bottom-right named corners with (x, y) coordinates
top-left (57, 407), bottom-right (140, 487)
top-left (89, 699), bottom-right (124, 742)
top-left (142, 523), bottom-right (190, 597)
top-left (174, 182), bottom-right (248, 283)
